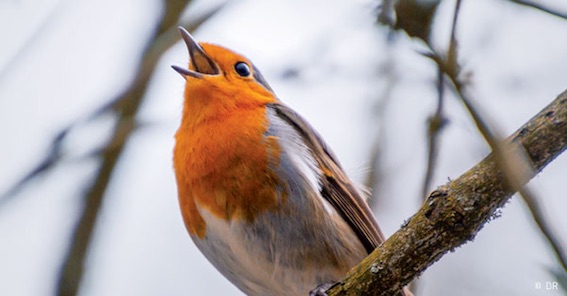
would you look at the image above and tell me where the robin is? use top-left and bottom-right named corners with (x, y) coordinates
top-left (172, 27), bottom-right (411, 296)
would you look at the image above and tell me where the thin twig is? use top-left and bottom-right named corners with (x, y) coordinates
top-left (327, 89), bottom-right (567, 296)
top-left (429, 0), bottom-right (567, 273)
top-left (377, 0), bottom-right (396, 27)
top-left (507, 0), bottom-right (567, 21)
top-left (0, 105), bottom-right (114, 206)
top-left (0, 129), bottom-right (66, 206)
top-left (54, 2), bottom-right (226, 295)
top-left (439, 50), bottom-right (567, 274)
top-left (0, 0), bottom-right (69, 81)
top-left (420, 0), bottom-right (461, 200)
top-left (447, 0), bottom-right (462, 74)
top-left (365, 43), bottom-right (398, 209)
top-left (519, 186), bottom-right (567, 271)
top-left (415, 2), bottom-right (460, 293)
top-left (421, 63), bottom-right (447, 200)
top-left (447, 82), bottom-right (567, 272)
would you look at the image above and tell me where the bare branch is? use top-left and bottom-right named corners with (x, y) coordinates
top-left (0, 0), bottom-right (70, 81)
top-left (507, 0), bottom-right (567, 21)
top-left (365, 45), bottom-right (398, 209)
top-left (327, 89), bottom-right (567, 295)
top-left (421, 0), bottom-right (461, 200)
top-left (0, 129), bottom-right (66, 206)
top-left (520, 186), bottom-right (567, 271)
top-left (430, 0), bottom-right (567, 273)
top-left (421, 68), bottom-right (447, 200)
top-left (54, 2), bottom-right (226, 296)
top-left (442, 74), bottom-right (567, 273)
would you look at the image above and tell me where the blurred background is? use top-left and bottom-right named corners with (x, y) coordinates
top-left (1, 0), bottom-right (566, 295)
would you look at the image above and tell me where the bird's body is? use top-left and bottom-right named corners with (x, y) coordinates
top-left (172, 27), bottom-right (409, 296)
top-left (176, 100), bottom-right (367, 295)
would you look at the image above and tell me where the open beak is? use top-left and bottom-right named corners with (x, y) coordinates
top-left (172, 27), bottom-right (219, 79)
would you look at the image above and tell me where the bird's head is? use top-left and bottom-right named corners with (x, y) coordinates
top-left (172, 27), bottom-right (276, 111)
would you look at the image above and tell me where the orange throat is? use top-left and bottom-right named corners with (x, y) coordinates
top-left (174, 101), bottom-right (283, 238)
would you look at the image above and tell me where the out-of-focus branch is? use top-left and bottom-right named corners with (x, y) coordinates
top-left (0, 0), bottom-right (69, 81)
top-left (327, 89), bottom-right (567, 296)
top-left (0, 1), bottom-right (227, 209)
top-left (430, 50), bottom-right (567, 273)
top-left (415, 3), bottom-right (457, 294)
top-left (420, 0), bottom-right (460, 200)
top-left (0, 130), bottom-right (67, 206)
top-left (423, 0), bottom-right (567, 280)
top-left (507, 0), bottom-right (567, 21)
top-left (365, 41), bottom-right (398, 209)
top-left (521, 187), bottom-right (567, 271)
top-left (54, 2), bottom-right (226, 296)
top-left (336, 0), bottom-right (567, 294)
top-left (426, 0), bottom-right (567, 274)
top-left (444, 71), bottom-right (567, 272)
top-left (421, 63), bottom-right (447, 200)
top-left (377, 0), bottom-right (396, 28)
top-left (379, 0), bottom-right (445, 202)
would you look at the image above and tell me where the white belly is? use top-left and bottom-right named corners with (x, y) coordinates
top-left (192, 205), bottom-right (366, 296)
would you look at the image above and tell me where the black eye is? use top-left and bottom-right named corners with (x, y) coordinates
top-left (234, 62), bottom-right (251, 77)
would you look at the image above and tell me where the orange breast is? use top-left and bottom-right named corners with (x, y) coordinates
top-left (174, 102), bottom-right (283, 238)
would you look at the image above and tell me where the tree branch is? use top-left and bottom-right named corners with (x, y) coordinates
top-left (327, 89), bottom-right (567, 295)
top-left (54, 2), bottom-right (226, 295)
top-left (507, 0), bottom-right (567, 21)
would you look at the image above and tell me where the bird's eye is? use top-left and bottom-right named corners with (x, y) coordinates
top-left (234, 62), bottom-right (251, 77)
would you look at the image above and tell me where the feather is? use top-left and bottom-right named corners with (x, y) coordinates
top-left (269, 102), bottom-right (385, 253)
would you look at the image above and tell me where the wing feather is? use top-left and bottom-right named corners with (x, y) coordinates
top-left (269, 103), bottom-right (385, 253)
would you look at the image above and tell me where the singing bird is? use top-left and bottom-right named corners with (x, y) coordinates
top-left (172, 27), bottom-right (410, 296)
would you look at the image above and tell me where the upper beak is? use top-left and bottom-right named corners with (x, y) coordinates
top-left (172, 27), bottom-right (219, 79)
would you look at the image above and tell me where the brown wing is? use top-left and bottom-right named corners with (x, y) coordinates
top-left (270, 102), bottom-right (385, 253)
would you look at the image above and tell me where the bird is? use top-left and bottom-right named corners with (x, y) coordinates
top-left (172, 27), bottom-right (411, 296)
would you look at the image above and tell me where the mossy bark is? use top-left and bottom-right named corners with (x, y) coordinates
top-left (327, 90), bottom-right (567, 296)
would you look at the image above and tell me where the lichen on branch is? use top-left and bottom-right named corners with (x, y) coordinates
top-left (327, 90), bottom-right (567, 296)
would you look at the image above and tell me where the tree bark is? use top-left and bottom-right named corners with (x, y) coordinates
top-left (327, 89), bottom-right (567, 295)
